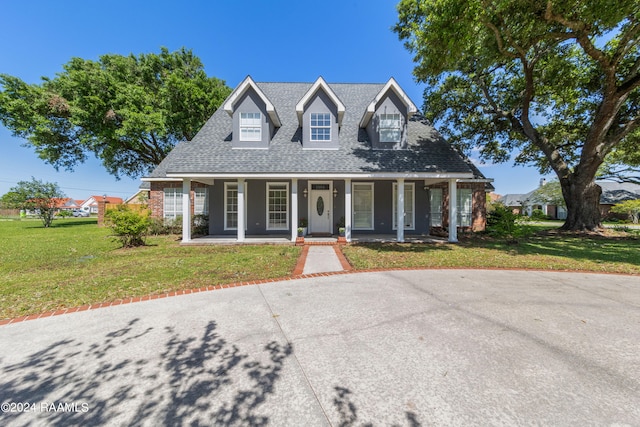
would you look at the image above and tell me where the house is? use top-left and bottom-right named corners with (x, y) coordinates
top-left (80, 195), bottom-right (124, 214)
top-left (143, 76), bottom-right (493, 243)
top-left (499, 180), bottom-right (640, 220)
top-left (125, 182), bottom-right (150, 204)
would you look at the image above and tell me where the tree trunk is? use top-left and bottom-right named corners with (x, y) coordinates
top-left (560, 177), bottom-right (602, 231)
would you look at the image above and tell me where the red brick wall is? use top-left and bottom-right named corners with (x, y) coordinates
top-left (436, 182), bottom-right (486, 231)
top-left (149, 181), bottom-right (206, 219)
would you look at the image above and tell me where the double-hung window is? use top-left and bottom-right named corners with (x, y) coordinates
top-left (392, 182), bottom-right (415, 230)
top-left (240, 112), bottom-right (262, 141)
top-left (352, 183), bottom-right (374, 230)
top-left (310, 113), bottom-right (331, 141)
top-left (164, 188), bottom-right (182, 219)
top-left (267, 182), bottom-right (289, 230)
top-left (457, 188), bottom-right (473, 227)
top-left (380, 113), bottom-right (401, 143)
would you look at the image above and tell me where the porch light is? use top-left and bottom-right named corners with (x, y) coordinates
top-left (303, 188), bottom-right (308, 198)
top-left (333, 188), bottom-right (338, 198)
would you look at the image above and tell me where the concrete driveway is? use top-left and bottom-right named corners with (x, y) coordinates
top-left (1, 270), bottom-right (639, 426)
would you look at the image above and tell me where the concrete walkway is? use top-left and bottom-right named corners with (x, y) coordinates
top-left (1, 270), bottom-right (638, 426)
top-left (302, 246), bottom-right (345, 275)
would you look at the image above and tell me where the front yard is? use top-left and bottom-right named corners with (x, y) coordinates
top-left (342, 228), bottom-right (640, 275)
top-left (1, 219), bottom-right (639, 319)
top-left (0, 219), bottom-right (301, 319)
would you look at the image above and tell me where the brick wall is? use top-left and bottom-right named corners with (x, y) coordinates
top-left (149, 181), bottom-right (206, 219)
top-left (435, 182), bottom-right (487, 231)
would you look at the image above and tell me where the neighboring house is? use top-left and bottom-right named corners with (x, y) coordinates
top-left (125, 182), bottom-right (150, 204)
top-left (80, 196), bottom-right (124, 213)
top-left (499, 180), bottom-right (640, 220)
top-left (598, 181), bottom-right (640, 219)
top-left (143, 76), bottom-right (493, 243)
top-left (54, 198), bottom-right (81, 212)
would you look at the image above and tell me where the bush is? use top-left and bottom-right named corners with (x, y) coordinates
top-left (105, 206), bottom-right (151, 247)
top-left (530, 209), bottom-right (548, 221)
top-left (486, 203), bottom-right (532, 241)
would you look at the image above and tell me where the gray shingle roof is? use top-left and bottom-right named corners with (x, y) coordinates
top-left (500, 180), bottom-right (640, 206)
top-left (147, 82), bottom-right (487, 178)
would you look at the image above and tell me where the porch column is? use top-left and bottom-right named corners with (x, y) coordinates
top-left (237, 178), bottom-right (245, 242)
top-left (291, 178), bottom-right (298, 242)
top-left (181, 178), bottom-right (192, 243)
top-left (448, 179), bottom-right (458, 243)
top-left (397, 178), bottom-right (405, 243)
top-left (344, 179), bottom-right (352, 242)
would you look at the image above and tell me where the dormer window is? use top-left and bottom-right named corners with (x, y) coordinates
top-left (310, 113), bottom-right (331, 141)
top-left (380, 113), bottom-right (401, 143)
top-left (240, 112), bottom-right (262, 141)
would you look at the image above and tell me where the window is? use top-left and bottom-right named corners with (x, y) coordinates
top-left (392, 182), bottom-right (415, 230)
top-left (310, 113), bottom-right (331, 141)
top-left (194, 188), bottom-right (207, 215)
top-left (430, 188), bottom-right (443, 227)
top-left (240, 112), bottom-right (262, 141)
top-left (224, 182), bottom-right (247, 230)
top-left (164, 188), bottom-right (182, 219)
top-left (267, 182), bottom-right (289, 230)
top-left (380, 113), bottom-right (401, 143)
top-left (352, 183), bottom-right (374, 230)
top-left (457, 188), bottom-right (473, 227)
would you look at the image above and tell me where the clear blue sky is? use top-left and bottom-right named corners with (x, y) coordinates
top-left (0, 0), bottom-right (552, 200)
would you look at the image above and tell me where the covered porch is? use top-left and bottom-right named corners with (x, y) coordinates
top-left (181, 233), bottom-right (449, 246)
top-left (162, 173), bottom-right (489, 245)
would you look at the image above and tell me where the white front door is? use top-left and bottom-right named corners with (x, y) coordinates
top-left (309, 183), bottom-right (332, 234)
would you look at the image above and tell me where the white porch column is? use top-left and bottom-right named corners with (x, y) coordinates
top-left (397, 178), bottom-right (405, 243)
top-left (237, 178), bottom-right (245, 242)
top-left (344, 179), bottom-right (352, 242)
top-left (448, 179), bottom-right (458, 243)
top-left (291, 178), bottom-right (298, 242)
top-left (181, 178), bottom-right (192, 243)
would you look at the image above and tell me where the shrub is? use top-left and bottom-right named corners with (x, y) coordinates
top-left (530, 209), bottom-right (548, 221)
top-left (105, 206), bottom-right (151, 247)
top-left (610, 200), bottom-right (640, 224)
top-left (192, 214), bottom-right (209, 236)
top-left (486, 203), bottom-right (532, 241)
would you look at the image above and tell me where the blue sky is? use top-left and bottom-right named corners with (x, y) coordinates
top-left (0, 0), bottom-right (552, 200)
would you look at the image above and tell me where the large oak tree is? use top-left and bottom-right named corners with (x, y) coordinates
top-left (0, 47), bottom-right (231, 179)
top-left (395, 0), bottom-right (640, 230)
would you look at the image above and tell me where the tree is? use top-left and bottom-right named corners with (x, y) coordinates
top-left (529, 180), bottom-right (566, 209)
top-left (1, 178), bottom-right (65, 227)
top-left (0, 47), bottom-right (231, 179)
top-left (610, 199), bottom-right (640, 223)
top-left (395, 1), bottom-right (640, 230)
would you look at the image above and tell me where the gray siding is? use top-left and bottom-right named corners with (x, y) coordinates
top-left (206, 179), bottom-right (436, 236)
top-left (367, 91), bottom-right (409, 150)
top-left (301, 90), bottom-right (340, 149)
top-left (232, 90), bottom-right (270, 149)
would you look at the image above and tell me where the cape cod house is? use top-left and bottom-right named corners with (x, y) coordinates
top-left (143, 76), bottom-right (492, 243)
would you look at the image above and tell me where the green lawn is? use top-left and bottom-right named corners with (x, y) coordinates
top-left (343, 229), bottom-right (640, 275)
top-left (0, 219), bottom-right (301, 319)
top-left (2, 219), bottom-right (639, 320)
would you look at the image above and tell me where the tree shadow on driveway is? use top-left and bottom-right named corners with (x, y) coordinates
top-left (0, 318), bottom-right (292, 426)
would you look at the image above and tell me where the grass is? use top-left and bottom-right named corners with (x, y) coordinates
top-left (343, 227), bottom-right (640, 275)
top-left (0, 218), bottom-right (301, 319)
top-left (3, 219), bottom-right (640, 320)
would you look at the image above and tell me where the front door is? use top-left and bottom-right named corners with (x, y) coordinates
top-left (309, 183), bottom-right (332, 235)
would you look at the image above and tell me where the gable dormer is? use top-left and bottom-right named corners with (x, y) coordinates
top-left (223, 76), bottom-right (281, 149)
top-left (295, 77), bottom-right (345, 150)
top-left (359, 78), bottom-right (418, 150)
